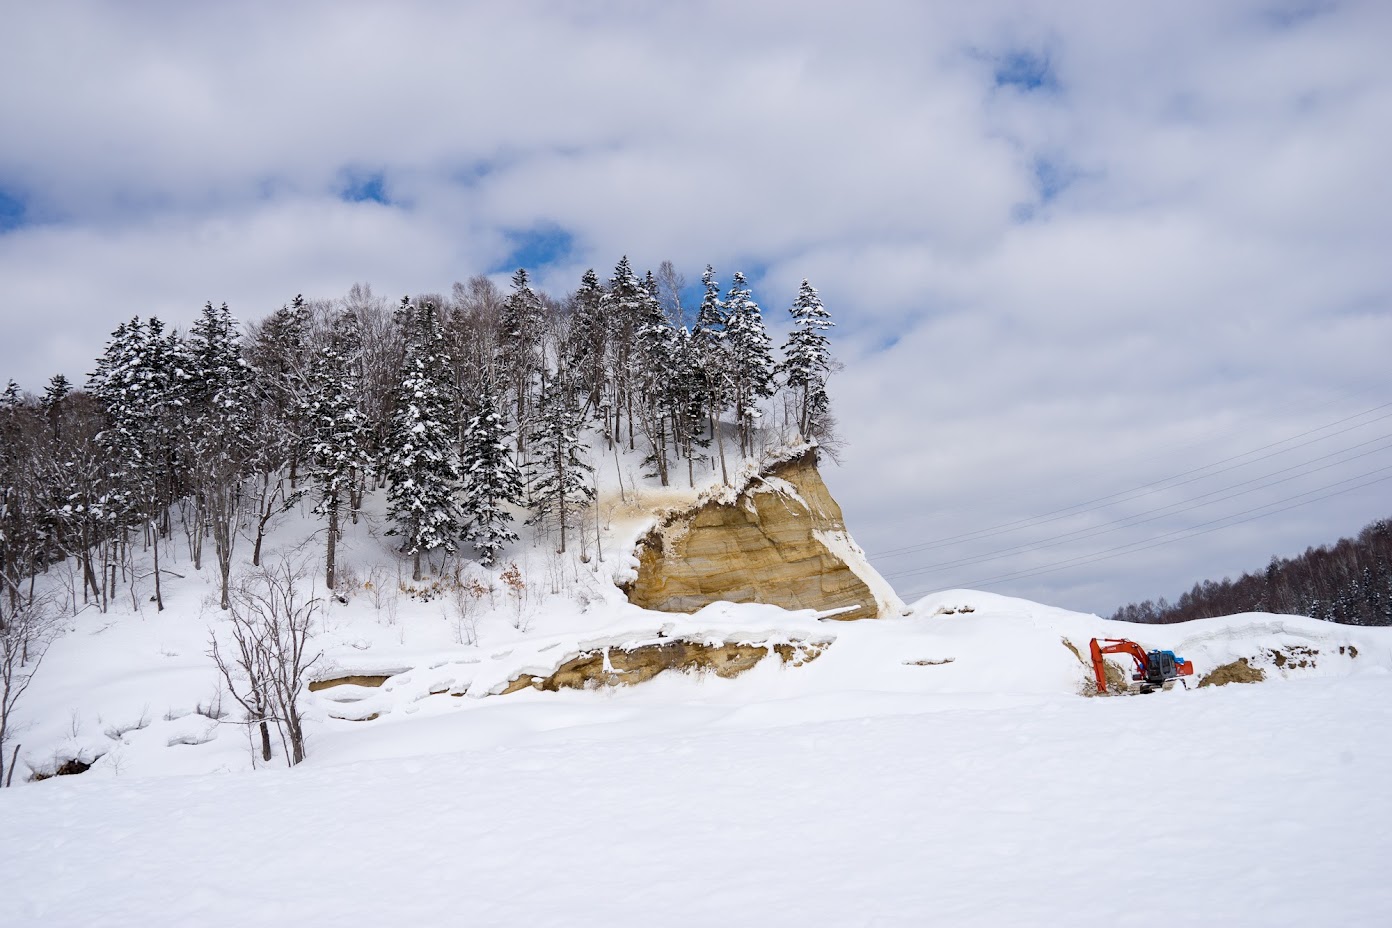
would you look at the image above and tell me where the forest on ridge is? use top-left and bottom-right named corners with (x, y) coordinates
top-left (0, 258), bottom-right (839, 623)
top-left (1110, 515), bottom-right (1392, 626)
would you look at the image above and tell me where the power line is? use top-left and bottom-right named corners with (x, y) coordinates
top-left (881, 434), bottom-right (1392, 581)
top-left (895, 384), bottom-right (1391, 527)
top-left (871, 401), bottom-right (1392, 559)
top-left (897, 467), bottom-right (1392, 601)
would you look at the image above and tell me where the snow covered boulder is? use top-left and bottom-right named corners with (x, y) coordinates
top-left (623, 449), bottom-right (900, 621)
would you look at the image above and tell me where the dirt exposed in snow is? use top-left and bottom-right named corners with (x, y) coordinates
top-left (1270, 645), bottom-right (1319, 670)
top-left (498, 637), bottom-right (828, 694)
top-left (29, 756), bottom-right (98, 781)
top-left (1060, 637), bottom-right (1085, 663)
top-left (1198, 642), bottom-right (1362, 688)
top-left (1199, 657), bottom-right (1267, 687)
top-left (308, 674), bottom-right (398, 692)
top-left (1061, 636), bottom-right (1136, 696)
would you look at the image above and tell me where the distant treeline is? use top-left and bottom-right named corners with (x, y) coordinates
top-left (1110, 517), bottom-right (1392, 626)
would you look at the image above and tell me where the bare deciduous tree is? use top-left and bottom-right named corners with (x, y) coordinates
top-left (657, 259), bottom-right (687, 328)
top-left (1, 598), bottom-right (53, 787)
top-left (210, 558), bottom-right (322, 767)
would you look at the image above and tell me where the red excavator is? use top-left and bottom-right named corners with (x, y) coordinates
top-left (1089, 638), bottom-right (1194, 695)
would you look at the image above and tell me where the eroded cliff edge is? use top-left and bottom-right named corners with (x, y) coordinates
top-left (623, 448), bottom-right (900, 620)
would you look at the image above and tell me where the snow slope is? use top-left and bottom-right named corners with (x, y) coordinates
top-left (6, 665), bottom-right (1391, 926)
top-left (20, 580), bottom-right (1389, 782)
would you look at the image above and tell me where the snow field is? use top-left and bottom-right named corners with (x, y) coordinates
top-left (6, 671), bottom-right (1391, 926)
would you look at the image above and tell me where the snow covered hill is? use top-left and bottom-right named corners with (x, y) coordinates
top-left (6, 609), bottom-right (1392, 925)
top-left (5, 452), bottom-right (1392, 924)
top-left (18, 570), bottom-right (1390, 783)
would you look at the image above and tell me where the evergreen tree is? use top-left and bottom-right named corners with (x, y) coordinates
top-left (41, 374), bottom-right (71, 442)
top-left (301, 312), bottom-right (373, 590)
top-left (779, 279), bottom-right (835, 442)
top-left (384, 300), bottom-right (464, 581)
top-left (183, 302), bottom-right (256, 608)
top-left (602, 257), bottom-right (647, 451)
top-left (693, 265), bottom-right (727, 338)
top-left (497, 269), bottom-right (545, 450)
top-left (668, 325), bottom-right (709, 487)
top-left (567, 268), bottom-right (609, 424)
top-left (633, 278), bottom-right (679, 484)
top-left (185, 303), bottom-right (253, 429)
top-left (460, 377), bottom-right (524, 567)
top-left (247, 296), bottom-right (312, 481)
top-left (723, 272), bottom-right (776, 457)
top-left (526, 367), bottom-right (594, 554)
top-left (243, 296), bottom-right (313, 566)
top-left (87, 317), bottom-right (185, 611)
top-left (691, 266), bottom-right (731, 482)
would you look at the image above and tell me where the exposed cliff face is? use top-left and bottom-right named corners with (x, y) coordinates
top-left (499, 636), bottom-right (828, 695)
top-left (624, 449), bottom-right (898, 620)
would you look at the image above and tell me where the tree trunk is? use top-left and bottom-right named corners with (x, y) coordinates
top-left (714, 413), bottom-right (729, 485)
top-left (325, 496), bottom-right (339, 590)
top-left (612, 439), bottom-right (626, 504)
top-left (556, 446), bottom-right (567, 554)
top-left (81, 544), bottom-right (101, 607)
top-left (150, 513), bottom-right (164, 612)
top-left (349, 470), bottom-right (364, 525)
top-left (190, 496), bottom-right (205, 571)
top-left (289, 719), bottom-right (305, 766)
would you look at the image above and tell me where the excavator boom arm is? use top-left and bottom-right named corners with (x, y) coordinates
top-left (1089, 638), bottom-right (1158, 693)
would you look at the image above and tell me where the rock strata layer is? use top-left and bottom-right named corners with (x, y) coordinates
top-left (500, 637), bottom-right (827, 694)
top-left (624, 449), bottom-right (892, 620)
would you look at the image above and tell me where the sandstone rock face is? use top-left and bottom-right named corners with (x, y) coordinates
top-left (499, 637), bottom-right (828, 695)
top-left (624, 449), bottom-right (897, 620)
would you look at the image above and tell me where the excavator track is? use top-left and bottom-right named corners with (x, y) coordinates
top-left (1095, 677), bottom-right (1179, 696)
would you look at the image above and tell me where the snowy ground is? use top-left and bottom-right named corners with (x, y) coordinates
top-left (6, 449), bottom-right (1392, 924)
top-left (7, 589), bottom-right (1392, 925)
top-left (7, 666), bottom-right (1391, 926)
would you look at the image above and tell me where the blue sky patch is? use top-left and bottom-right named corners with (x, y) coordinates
top-left (0, 188), bottom-right (26, 233)
top-left (993, 50), bottom-right (1058, 92)
top-left (339, 170), bottom-right (389, 205)
top-left (454, 158), bottom-right (502, 187)
top-left (496, 225), bottom-right (574, 273)
top-left (1260, 0), bottom-right (1337, 29)
top-left (1033, 156), bottom-right (1077, 202)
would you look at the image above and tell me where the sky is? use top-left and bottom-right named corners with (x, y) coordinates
top-left (1, 0), bottom-right (1389, 615)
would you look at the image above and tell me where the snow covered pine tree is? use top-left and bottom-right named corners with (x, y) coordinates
top-left (723, 272), bottom-right (776, 457)
top-left (300, 312), bottom-right (373, 591)
top-left (383, 299), bottom-right (464, 581)
top-left (779, 279), bottom-right (835, 442)
top-left (460, 376), bottom-right (524, 567)
top-left (526, 366), bottom-right (594, 554)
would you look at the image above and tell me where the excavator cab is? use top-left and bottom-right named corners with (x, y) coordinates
top-left (1144, 650), bottom-right (1178, 685)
